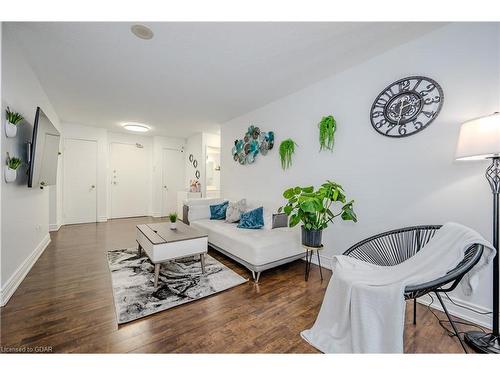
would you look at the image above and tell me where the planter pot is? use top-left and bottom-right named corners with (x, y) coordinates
top-left (4, 166), bottom-right (17, 183)
top-left (301, 226), bottom-right (323, 247)
top-left (170, 222), bottom-right (177, 230)
top-left (5, 121), bottom-right (18, 138)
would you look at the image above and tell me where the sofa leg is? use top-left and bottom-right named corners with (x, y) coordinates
top-left (253, 271), bottom-right (261, 283)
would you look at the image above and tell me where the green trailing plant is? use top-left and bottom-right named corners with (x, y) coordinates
top-left (7, 156), bottom-right (22, 170)
top-left (279, 138), bottom-right (297, 170)
top-left (5, 107), bottom-right (23, 125)
top-left (278, 180), bottom-right (357, 231)
top-left (318, 115), bottom-right (336, 152)
top-left (168, 212), bottom-right (178, 223)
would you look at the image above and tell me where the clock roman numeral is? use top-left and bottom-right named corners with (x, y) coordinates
top-left (375, 119), bottom-right (388, 129)
top-left (398, 80), bottom-right (411, 92)
top-left (386, 87), bottom-right (396, 98)
top-left (421, 110), bottom-right (436, 119)
top-left (385, 123), bottom-right (397, 134)
top-left (412, 78), bottom-right (423, 91)
top-left (424, 96), bottom-right (441, 105)
top-left (419, 83), bottom-right (436, 97)
top-left (375, 97), bottom-right (389, 108)
top-left (413, 120), bottom-right (424, 130)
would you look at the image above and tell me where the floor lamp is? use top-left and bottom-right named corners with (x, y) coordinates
top-left (456, 112), bottom-right (500, 353)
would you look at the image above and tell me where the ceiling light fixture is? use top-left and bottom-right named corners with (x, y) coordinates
top-left (131, 24), bottom-right (154, 40)
top-left (123, 123), bottom-right (151, 132)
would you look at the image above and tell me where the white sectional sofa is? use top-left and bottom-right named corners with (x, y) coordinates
top-left (183, 198), bottom-right (305, 282)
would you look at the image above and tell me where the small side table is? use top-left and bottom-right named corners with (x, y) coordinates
top-left (303, 244), bottom-right (324, 281)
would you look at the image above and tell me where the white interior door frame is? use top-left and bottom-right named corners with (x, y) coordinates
top-left (62, 137), bottom-right (98, 224)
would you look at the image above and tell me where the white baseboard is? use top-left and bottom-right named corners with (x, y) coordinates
top-left (151, 212), bottom-right (161, 218)
top-left (49, 223), bottom-right (61, 232)
top-left (97, 216), bottom-right (108, 223)
top-left (0, 233), bottom-right (51, 307)
top-left (307, 254), bottom-right (490, 329)
top-left (417, 294), bottom-right (491, 329)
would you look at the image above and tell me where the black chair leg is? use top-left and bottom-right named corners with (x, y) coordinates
top-left (435, 292), bottom-right (468, 353)
top-left (413, 298), bottom-right (417, 325)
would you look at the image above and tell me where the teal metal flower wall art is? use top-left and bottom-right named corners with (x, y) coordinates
top-left (231, 125), bottom-right (274, 165)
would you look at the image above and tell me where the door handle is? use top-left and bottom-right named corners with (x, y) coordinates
top-left (163, 185), bottom-right (168, 189)
top-left (91, 185), bottom-right (96, 189)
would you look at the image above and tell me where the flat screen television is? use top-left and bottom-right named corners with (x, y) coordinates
top-left (28, 107), bottom-right (61, 188)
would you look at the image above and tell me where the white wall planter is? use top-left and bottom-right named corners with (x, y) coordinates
top-left (5, 120), bottom-right (18, 138)
top-left (4, 166), bottom-right (17, 183)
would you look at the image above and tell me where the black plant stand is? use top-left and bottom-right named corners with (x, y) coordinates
top-left (303, 245), bottom-right (324, 282)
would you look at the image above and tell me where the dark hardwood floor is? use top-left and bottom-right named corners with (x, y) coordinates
top-left (0, 217), bottom-right (473, 353)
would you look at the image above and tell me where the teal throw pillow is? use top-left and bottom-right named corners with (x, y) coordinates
top-left (237, 207), bottom-right (264, 229)
top-left (210, 201), bottom-right (229, 220)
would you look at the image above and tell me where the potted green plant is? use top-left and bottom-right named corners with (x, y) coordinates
top-left (279, 180), bottom-right (357, 247)
top-left (168, 212), bottom-right (178, 230)
top-left (5, 155), bottom-right (22, 183)
top-left (5, 107), bottom-right (24, 138)
top-left (279, 138), bottom-right (297, 170)
top-left (318, 115), bottom-right (336, 152)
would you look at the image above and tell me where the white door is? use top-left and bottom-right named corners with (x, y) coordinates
top-left (110, 143), bottom-right (149, 218)
top-left (161, 148), bottom-right (185, 216)
top-left (63, 139), bottom-right (97, 224)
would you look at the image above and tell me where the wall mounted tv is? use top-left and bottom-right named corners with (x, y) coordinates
top-left (28, 107), bottom-right (60, 188)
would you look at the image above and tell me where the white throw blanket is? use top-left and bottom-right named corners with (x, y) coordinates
top-left (301, 222), bottom-right (496, 353)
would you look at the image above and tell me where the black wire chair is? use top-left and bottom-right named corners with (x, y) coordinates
top-left (343, 225), bottom-right (484, 353)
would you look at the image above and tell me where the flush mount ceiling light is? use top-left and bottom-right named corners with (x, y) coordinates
top-left (131, 24), bottom-right (154, 40)
top-left (123, 123), bottom-right (151, 132)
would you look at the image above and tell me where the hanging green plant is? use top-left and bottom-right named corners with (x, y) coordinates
top-left (279, 138), bottom-right (297, 170)
top-left (7, 156), bottom-right (22, 170)
top-left (5, 107), bottom-right (24, 125)
top-left (318, 115), bottom-right (336, 152)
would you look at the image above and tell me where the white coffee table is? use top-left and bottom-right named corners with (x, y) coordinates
top-left (136, 221), bottom-right (208, 288)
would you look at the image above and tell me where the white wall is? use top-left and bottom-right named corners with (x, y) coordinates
top-left (185, 133), bottom-right (203, 191)
top-left (1, 25), bottom-right (62, 303)
top-left (221, 23), bottom-right (500, 322)
top-left (184, 132), bottom-right (221, 196)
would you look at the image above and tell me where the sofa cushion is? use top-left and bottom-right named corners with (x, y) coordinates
top-left (237, 207), bottom-right (264, 229)
top-left (225, 199), bottom-right (247, 223)
top-left (185, 198), bottom-right (226, 222)
top-left (272, 213), bottom-right (289, 229)
top-left (190, 219), bottom-right (303, 266)
top-left (210, 201), bottom-right (229, 220)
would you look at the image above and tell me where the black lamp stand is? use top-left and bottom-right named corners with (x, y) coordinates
top-left (464, 157), bottom-right (500, 353)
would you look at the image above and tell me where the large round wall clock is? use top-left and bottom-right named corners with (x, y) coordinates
top-left (370, 76), bottom-right (444, 138)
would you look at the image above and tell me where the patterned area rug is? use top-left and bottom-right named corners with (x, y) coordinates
top-left (107, 248), bottom-right (247, 324)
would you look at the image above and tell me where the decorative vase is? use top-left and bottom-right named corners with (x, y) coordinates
top-left (301, 226), bottom-right (322, 247)
top-left (170, 222), bottom-right (177, 230)
top-left (4, 166), bottom-right (17, 183)
top-left (5, 121), bottom-right (17, 138)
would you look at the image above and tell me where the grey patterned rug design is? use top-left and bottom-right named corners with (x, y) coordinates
top-left (107, 248), bottom-right (247, 324)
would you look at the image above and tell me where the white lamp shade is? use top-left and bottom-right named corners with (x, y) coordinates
top-left (456, 112), bottom-right (500, 161)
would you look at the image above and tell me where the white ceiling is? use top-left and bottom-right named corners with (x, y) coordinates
top-left (8, 22), bottom-right (446, 138)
